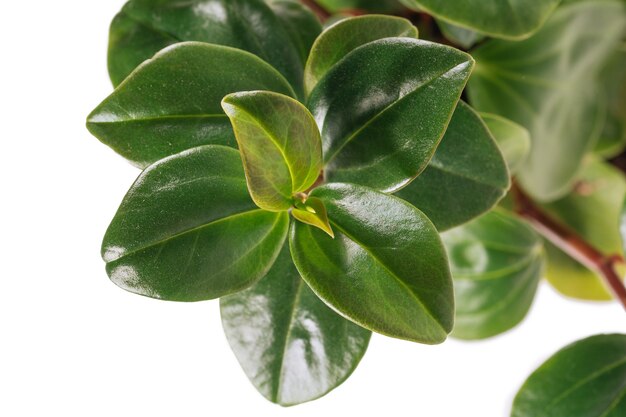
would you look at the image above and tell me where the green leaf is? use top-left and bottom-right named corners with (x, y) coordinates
top-left (108, 0), bottom-right (304, 94)
top-left (267, 0), bottom-right (323, 65)
top-left (304, 15), bottom-right (418, 95)
top-left (511, 334), bottom-right (626, 417)
top-left (467, 0), bottom-right (626, 202)
top-left (400, 0), bottom-right (560, 39)
top-left (88, 42), bottom-right (295, 168)
top-left (221, 91), bottom-right (323, 211)
top-left (308, 38), bottom-right (474, 193)
top-left (594, 45), bottom-right (626, 158)
top-left (107, 11), bottom-right (178, 87)
top-left (290, 183), bottom-right (454, 344)
top-left (481, 113), bottom-right (531, 174)
top-left (437, 19), bottom-right (484, 49)
top-left (220, 243), bottom-right (371, 406)
top-left (442, 210), bottom-right (544, 340)
top-left (541, 159), bottom-right (626, 301)
top-left (396, 101), bottom-right (510, 231)
top-left (291, 197), bottom-right (334, 238)
top-left (316, 0), bottom-right (403, 13)
top-left (102, 145), bottom-right (289, 301)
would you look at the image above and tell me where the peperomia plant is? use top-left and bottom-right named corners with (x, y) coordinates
top-left (87, 0), bottom-right (626, 411)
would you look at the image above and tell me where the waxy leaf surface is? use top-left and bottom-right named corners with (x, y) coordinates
top-left (267, 0), bottom-right (322, 65)
top-left (102, 146), bottom-right (289, 301)
top-left (512, 334), bottom-right (626, 417)
top-left (304, 15), bottom-right (418, 95)
top-left (442, 210), bottom-right (543, 340)
top-left (308, 38), bottom-right (474, 193)
top-left (88, 42), bottom-right (295, 168)
top-left (221, 244), bottom-right (371, 406)
top-left (396, 101), bottom-right (510, 231)
top-left (481, 113), bottom-right (531, 174)
top-left (290, 183), bottom-right (454, 344)
top-left (291, 197), bottom-right (334, 238)
top-left (542, 159), bottom-right (626, 301)
top-left (400, 0), bottom-right (560, 39)
top-left (222, 91), bottom-right (322, 211)
top-left (468, 0), bottom-right (626, 201)
top-left (108, 0), bottom-right (305, 94)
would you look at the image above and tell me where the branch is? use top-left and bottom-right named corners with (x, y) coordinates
top-left (511, 183), bottom-right (626, 310)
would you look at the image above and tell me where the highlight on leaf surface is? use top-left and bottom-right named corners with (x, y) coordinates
top-left (221, 91), bottom-right (323, 212)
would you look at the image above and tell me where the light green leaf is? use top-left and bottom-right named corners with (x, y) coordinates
top-left (222, 91), bottom-right (322, 211)
top-left (304, 15), bottom-right (418, 95)
top-left (291, 197), bottom-right (334, 238)
top-left (481, 113), bottom-right (531, 174)
top-left (102, 145), bottom-right (289, 301)
top-left (541, 159), bottom-right (626, 301)
top-left (220, 243), bottom-right (371, 406)
top-left (442, 209), bottom-right (544, 340)
top-left (308, 38), bottom-right (474, 193)
top-left (290, 183), bottom-right (454, 344)
top-left (467, 0), bottom-right (626, 201)
top-left (108, 0), bottom-right (305, 94)
top-left (512, 334), bottom-right (626, 417)
top-left (437, 19), bottom-right (484, 49)
top-left (400, 0), bottom-right (560, 39)
top-left (396, 101), bottom-right (510, 231)
top-left (88, 42), bottom-right (295, 168)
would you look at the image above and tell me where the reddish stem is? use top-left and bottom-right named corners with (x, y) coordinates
top-left (300, 0), bottom-right (331, 21)
top-left (511, 183), bottom-right (626, 310)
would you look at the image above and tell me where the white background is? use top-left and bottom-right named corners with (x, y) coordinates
top-left (1, 1), bottom-right (624, 416)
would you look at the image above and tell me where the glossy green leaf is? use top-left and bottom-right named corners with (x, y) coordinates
top-left (290, 183), bottom-right (454, 344)
top-left (400, 0), bottom-right (560, 39)
top-left (396, 101), bottom-right (510, 231)
top-left (308, 38), bottom-right (474, 193)
top-left (442, 210), bottom-right (544, 340)
top-left (541, 159), bottom-right (626, 301)
top-left (512, 334), bottom-right (626, 417)
top-left (220, 243), bottom-right (371, 406)
top-left (316, 0), bottom-right (403, 13)
top-left (467, 0), bottom-right (626, 202)
top-left (291, 197), bottom-right (334, 238)
top-left (594, 46), bottom-right (626, 158)
top-left (107, 11), bottom-right (178, 87)
top-left (267, 0), bottom-right (322, 65)
top-left (108, 0), bottom-right (304, 94)
top-left (102, 145), bottom-right (289, 301)
top-left (221, 91), bottom-right (322, 211)
top-left (304, 15), bottom-right (418, 95)
top-left (481, 113), bottom-right (531, 174)
top-left (437, 20), bottom-right (484, 49)
top-left (88, 42), bottom-right (295, 168)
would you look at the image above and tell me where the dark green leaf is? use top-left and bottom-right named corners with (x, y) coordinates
top-left (400, 0), bottom-right (560, 39)
top-left (467, 0), bottom-right (626, 201)
top-left (88, 42), bottom-right (295, 168)
top-left (109, 0), bottom-right (304, 94)
top-left (541, 159), bottom-right (626, 301)
top-left (267, 0), bottom-right (322, 65)
top-left (221, 91), bottom-right (322, 211)
top-left (220, 243), bottom-right (371, 406)
top-left (396, 101), bottom-right (510, 231)
top-left (308, 38), bottom-right (474, 193)
top-left (102, 145), bottom-right (289, 301)
top-left (304, 15), bottom-right (418, 95)
top-left (290, 183), bottom-right (454, 344)
top-left (437, 19), bottom-right (484, 49)
top-left (481, 113), bottom-right (531, 174)
top-left (512, 334), bottom-right (626, 417)
top-left (316, 0), bottom-right (403, 13)
top-left (442, 210), bottom-right (543, 340)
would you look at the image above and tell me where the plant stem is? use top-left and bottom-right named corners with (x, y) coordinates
top-left (511, 183), bottom-right (626, 310)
